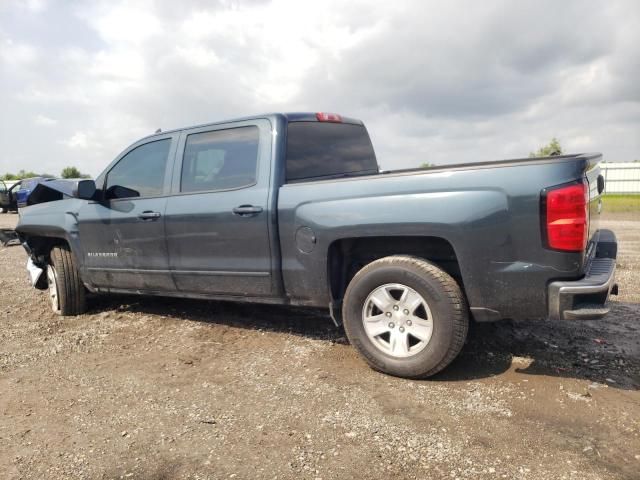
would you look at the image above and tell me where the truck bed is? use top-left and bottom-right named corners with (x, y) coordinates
top-left (277, 152), bottom-right (603, 321)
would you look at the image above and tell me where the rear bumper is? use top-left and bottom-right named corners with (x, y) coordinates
top-left (548, 229), bottom-right (618, 320)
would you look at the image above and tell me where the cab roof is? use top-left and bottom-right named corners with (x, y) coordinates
top-left (138, 112), bottom-right (364, 142)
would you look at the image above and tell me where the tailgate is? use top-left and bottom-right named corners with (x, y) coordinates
top-left (584, 154), bottom-right (604, 247)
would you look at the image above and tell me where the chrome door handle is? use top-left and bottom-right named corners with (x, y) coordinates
top-left (138, 211), bottom-right (161, 221)
top-left (232, 205), bottom-right (263, 216)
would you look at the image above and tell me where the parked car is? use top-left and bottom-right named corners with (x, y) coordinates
top-left (0, 179), bottom-right (20, 213)
top-left (15, 112), bottom-right (618, 378)
top-left (16, 177), bottom-right (56, 209)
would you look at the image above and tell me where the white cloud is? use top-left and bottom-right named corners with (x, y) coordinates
top-left (0, 36), bottom-right (38, 66)
top-left (61, 132), bottom-right (90, 149)
top-left (34, 114), bottom-right (57, 126)
top-left (83, 1), bottom-right (162, 46)
top-left (0, 0), bottom-right (639, 178)
top-left (174, 45), bottom-right (221, 68)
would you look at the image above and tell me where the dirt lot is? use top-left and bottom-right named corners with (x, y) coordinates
top-left (1, 213), bottom-right (638, 480)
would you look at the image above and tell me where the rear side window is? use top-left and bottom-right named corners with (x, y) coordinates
top-left (286, 122), bottom-right (378, 182)
top-left (181, 126), bottom-right (259, 193)
top-left (106, 139), bottom-right (171, 198)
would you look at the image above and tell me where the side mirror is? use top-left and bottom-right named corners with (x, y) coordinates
top-left (75, 179), bottom-right (97, 200)
top-left (105, 184), bottom-right (140, 200)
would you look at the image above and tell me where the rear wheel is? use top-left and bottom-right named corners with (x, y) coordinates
top-left (48, 245), bottom-right (86, 315)
top-left (342, 255), bottom-right (468, 378)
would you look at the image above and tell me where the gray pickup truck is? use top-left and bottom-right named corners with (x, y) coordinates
top-left (16, 112), bottom-right (618, 378)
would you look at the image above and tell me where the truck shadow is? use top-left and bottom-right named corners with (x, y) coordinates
top-left (439, 301), bottom-right (640, 391)
top-left (89, 295), bottom-right (639, 391)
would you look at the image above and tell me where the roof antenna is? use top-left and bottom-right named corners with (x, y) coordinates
top-left (155, 128), bottom-right (162, 134)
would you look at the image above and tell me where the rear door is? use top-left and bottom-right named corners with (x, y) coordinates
top-left (78, 135), bottom-right (178, 291)
top-left (164, 119), bottom-right (273, 296)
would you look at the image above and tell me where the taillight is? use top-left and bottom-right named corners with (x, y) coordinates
top-left (316, 112), bottom-right (342, 122)
top-left (543, 182), bottom-right (589, 252)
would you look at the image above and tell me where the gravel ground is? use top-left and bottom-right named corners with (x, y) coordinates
top-left (0, 212), bottom-right (638, 480)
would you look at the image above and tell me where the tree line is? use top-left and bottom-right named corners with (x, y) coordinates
top-left (1, 166), bottom-right (90, 181)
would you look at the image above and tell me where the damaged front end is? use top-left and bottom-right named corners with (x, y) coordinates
top-left (16, 178), bottom-right (95, 291)
top-left (27, 257), bottom-right (45, 288)
top-left (27, 178), bottom-right (96, 206)
top-left (0, 228), bottom-right (20, 246)
top-left (20, 239), bottom-right (49, 289)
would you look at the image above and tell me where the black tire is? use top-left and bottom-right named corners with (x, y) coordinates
top-left (49, 245), bottom-right (87, 315)
top-left (1, 207), bottom-right (7, 213)
top-left (342, 255), bottom-right (468, 378)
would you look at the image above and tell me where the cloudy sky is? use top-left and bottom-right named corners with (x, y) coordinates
top-left (1, 0), bottom-right (639, 177)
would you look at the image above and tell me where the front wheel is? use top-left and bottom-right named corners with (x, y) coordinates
top-left (342, 255), bottom-right (468, 378)
top-left (48, 245), bottom-right (87, 315)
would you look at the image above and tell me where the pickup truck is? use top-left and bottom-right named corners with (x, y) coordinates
top-left (0, 179), bottom-right (20, 213)
top-left (15, 112), bottom-right (618, 378)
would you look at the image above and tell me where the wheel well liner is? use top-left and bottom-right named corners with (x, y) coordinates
top-left (22, 235), bottom-right (71, 264)
top-left (327, 236), bottom-right (462, 302)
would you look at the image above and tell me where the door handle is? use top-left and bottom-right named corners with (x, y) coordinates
top-left (138, 211), bottom-right (161, 221)
top-left (232, 205), bottom-right (263, 216)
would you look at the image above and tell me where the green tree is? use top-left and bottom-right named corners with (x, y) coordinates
top-left (1, 169), bottom-right (40, 180)
top-left (61, 166), bottom-right (90, 179)
top-left (530, 138), bottom-right (563, 158)
top-left (420, 162), bottom-right (435, 168)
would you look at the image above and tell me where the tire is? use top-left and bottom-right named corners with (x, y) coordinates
top-left (1, 207), bottom-right (7, 213)
top-left (342, 255), bottom-right (468, 378)
top-left (48, 245), bottom-right (87, 315)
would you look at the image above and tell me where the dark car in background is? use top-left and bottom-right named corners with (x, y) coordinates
top-left (0, 180), bottom-right (20, 213)
top-left (17, 177), bottom-right (57, 209)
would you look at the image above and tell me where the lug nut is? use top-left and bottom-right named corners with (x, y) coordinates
top-left (399, 327), bottom-right (405, 333)
top-left (393, 305), bottom-right (399, 311)
top-left (385, 312), bottom-right (392, 317)
top-left (406, 319), bottom-right (412, 326)
top-left (403, 309), bottom-right (409, 315)
top-left (388, 322), bottom-right (395, 329)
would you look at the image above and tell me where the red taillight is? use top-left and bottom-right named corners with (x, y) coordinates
top-left (316, 112), bottom-right (342, 122)
top-left (544, 182), bottom-right (589, 252)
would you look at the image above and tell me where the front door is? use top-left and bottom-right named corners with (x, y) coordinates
top-left (164, 120), bottom-right (273, 296)
top-left (78, 136), bottom-right (176, 292)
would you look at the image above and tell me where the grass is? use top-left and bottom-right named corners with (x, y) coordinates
top-left (602, 194), bottom-right (640, 213)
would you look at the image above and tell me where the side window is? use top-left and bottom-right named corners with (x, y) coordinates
top-left (181, 126), bottom-right (259, 193)
top-left (105, 139), bottom-right (171, 199)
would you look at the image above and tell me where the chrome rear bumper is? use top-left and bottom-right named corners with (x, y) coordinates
top-left (548, 229), bottom-right (618, 321)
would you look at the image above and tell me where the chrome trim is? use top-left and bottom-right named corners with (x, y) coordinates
top-left (548, 258), bottom-right (616, 321)
top-left (86, 267), bottom-right (270, 277)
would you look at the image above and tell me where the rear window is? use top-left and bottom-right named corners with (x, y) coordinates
top-left (286, 122), bottom-right (378, 182)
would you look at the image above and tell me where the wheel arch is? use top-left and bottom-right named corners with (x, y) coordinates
top-left (327, 235), bottom-right (465, 308)
top-left (17, 228), bottom-right (85, 284)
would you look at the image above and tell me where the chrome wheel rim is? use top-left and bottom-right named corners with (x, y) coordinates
top-left (47, 265), bottom-right (60, 313)
top-left (362, 283), bottom-right (433, 358)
